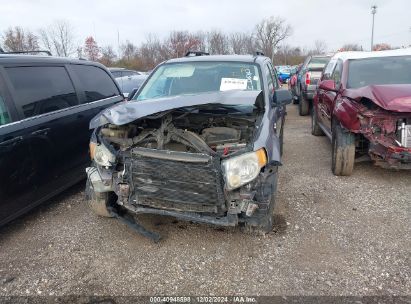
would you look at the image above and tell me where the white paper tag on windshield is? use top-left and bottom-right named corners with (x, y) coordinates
top-left (220, 78), bottom-right (248, 91)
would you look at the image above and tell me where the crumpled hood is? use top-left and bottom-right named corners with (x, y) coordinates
top-left (90, 90), bottom-right (263, 129)
top-left (343, 84), bottom-right (411, 112)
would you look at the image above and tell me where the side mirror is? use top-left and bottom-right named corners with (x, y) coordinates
top-left (319, 80), bottom-right (337, 92)
top-left (273, 89), bottom-right (292, 106)
top-left (128, 88), bottom-right (139, 100)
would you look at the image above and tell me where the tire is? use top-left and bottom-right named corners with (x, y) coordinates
top-left (241, 169), bottom-right (278, 235)
top-left (86, 179), bottom-right (114, 217)
top-left (298, 93), bottom-right (310, 116)
top-left (311, 107), bottom-right (324, 136)
top-left (331, 121), bottom-right (355, 176)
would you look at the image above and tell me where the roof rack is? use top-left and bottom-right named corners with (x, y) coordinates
top-left (185, 51), bottom-right (210, 57)
top-left (0, 50), bottom-right (52, 56)
top-left (255, 51), bottom-right (265, 56)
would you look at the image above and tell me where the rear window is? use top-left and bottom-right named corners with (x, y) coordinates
top-left (72, 65), bottom-right (120, 103)
top-left (308, 57), bottom-right (331, 69)
top-left (6, 66), bottom-right (78, 118)
top-left (347, 56), bottom-right (411, 89)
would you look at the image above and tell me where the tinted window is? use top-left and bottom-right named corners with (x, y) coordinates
top-left (265, 64), bottom-right (275, 93)
top-left (347, 56), bottom-right (411, 89)
top-left (72, 65), bottom-right (120, 103)
top-left (0, 96), bottom-right (11, 126)
top-left (6, 66), bottom-right (78, 118)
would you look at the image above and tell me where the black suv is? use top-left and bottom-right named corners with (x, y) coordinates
top-left (86, 53), bottom-right (292, 240)
top-left (0, 54), bottom-right (123, 225)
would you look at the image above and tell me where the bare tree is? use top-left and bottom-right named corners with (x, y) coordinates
top-left (166, 31), bottom-right (203, 58)
top-left (2, 27), bottom-right (39, 52)
top-left (313, 40), bottom-right (327, 54)
top-left (120, 40), bottom-right (137, 61)
top-left (99, 45), bottom-right (117, 66)
top-left (339, 43), bottom-right (363, 51)
top-left (254, 16), bottom-right (292, 61)
top-left (229, 32), bottom-right (255, 54)
top-left (206, 30), bottom-right (229, 54)
top-left (39, 20), bottom-right (76, 57)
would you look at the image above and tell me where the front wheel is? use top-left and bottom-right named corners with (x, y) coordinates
top-left (298, 93), bottom-right (310, 116)
top-left (86, 179), bottom-right (115, 217)
top-left (332, 122), bottom-right (355, 176)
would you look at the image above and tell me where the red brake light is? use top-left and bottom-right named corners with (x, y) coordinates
top-left (305, 72), bottom-right (311, 85)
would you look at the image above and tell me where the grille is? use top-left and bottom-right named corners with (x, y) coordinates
top-left (127, 148), bottom-right (225, 213)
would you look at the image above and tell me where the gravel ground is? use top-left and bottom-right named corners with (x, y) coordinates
top-left (0, 104), bottom-right (410, 296)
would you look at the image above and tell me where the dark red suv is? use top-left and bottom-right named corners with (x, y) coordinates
top-left (312, 49), bottom-right (411, 175)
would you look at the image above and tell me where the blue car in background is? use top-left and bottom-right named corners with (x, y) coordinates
top-left (276, 66), bottom-right (292, 83)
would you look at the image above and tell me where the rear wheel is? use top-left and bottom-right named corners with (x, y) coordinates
top-left (311, 107), bottom-right (324, 136)
top-left (331, 121), bottom-right (355, 176)
top-left (298, 93), bottom-right (309, 116)
top-left (86, 179), bottom-right (115, 217)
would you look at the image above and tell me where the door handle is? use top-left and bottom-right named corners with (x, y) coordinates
top-left (31, 128), bottom-right (50, 136)
top-left (0, 136), bottom-right (23, 146)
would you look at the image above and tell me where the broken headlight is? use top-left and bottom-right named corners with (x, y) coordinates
top-left (222, 149), bottom-right (267, 190)
top-left (90, 143), bottom-right (116, 167)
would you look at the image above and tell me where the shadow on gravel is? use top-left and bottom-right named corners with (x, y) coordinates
top-left (0, 180), bottom-right (86, 237)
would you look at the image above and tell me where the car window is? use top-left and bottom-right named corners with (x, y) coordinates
top-left (322, 59), bottom-right (337, 80)
top-left (0, 96), bottom-right (11, 126)
top-left (136, 61), bottom-right (262, 101)
top-left (123, 71), bottom-right (139, 77)
top-left (332, 60), bottom-right (343, 87)
top-left (72, 65), bottom-right (120, 103)
top-left (265, 64), bottom-right (275, 94)
top-left (347, 56), bottom-right (411, 89)
top-left (6, 66), bottom-right (78, 119)
top-left (308, 57), bottom-right (331, 69)
top-left (111, 71), bottom-right (122, 78)
top-left (269, 63), bottom-right (280, 89)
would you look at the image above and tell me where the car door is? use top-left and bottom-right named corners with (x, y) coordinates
top-left (321, 59), bottom-right (343, 131)
top-left (67, 64), bottom-right (123, 168)
top-left (265, 62), bottom-right (284, 155)
top-left (0, 70), bottom-right (37, 225)
top-left (3, 65), bottom-right (86, 204)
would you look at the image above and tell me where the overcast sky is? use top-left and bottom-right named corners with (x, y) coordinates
top-left (2, 0), bottom-right (410, 53)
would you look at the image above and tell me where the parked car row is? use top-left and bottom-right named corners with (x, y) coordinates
top-left (1, 48), bottom-right (410, 240)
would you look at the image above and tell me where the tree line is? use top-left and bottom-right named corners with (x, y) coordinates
top-left (0, 17), bottom-right (396, 71)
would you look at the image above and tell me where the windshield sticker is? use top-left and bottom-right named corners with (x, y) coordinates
top-left (220, 78), bottom-right (248, 91)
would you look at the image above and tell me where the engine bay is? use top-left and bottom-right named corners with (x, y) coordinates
top-left (99, 109), bottom-right (258, 157)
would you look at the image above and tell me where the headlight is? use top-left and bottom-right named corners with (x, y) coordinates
top-left (222, 149), bottom-right (267, 190)
top-left (90, 142), bottom-right (116, 167)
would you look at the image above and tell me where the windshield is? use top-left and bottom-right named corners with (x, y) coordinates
top-left (134, 61), bottom-right (262, 101)
top-left (347, 56), bottom-right (411, 89)
top-left (308, 57), bottom-right (330, 69)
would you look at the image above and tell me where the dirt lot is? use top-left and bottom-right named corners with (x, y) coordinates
top-left (0, 104), bottom-right (410, 296)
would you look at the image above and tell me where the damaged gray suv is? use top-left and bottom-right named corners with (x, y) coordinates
top-left (86, 53), bottom-right (292, 240)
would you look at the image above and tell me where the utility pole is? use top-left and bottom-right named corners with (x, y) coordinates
top-left (371, 5), bottom-right (377, 51)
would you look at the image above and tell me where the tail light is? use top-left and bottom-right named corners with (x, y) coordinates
top-left (305, 72), bottom-right (311, 85)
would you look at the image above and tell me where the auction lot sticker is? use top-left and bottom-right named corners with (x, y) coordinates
top-left (220, 78), bottom-right (248, 91)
